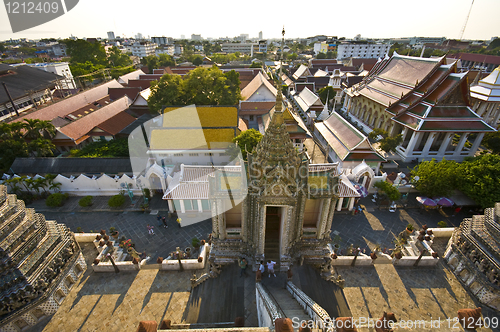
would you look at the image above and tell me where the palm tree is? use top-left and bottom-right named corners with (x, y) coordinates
top-left (23, 119), bottom-right (42, 140)
top-left (5, 178), bottom-right (21, 195)
top-left (46, 174), bottom-right (61, 193)
top-left (22, 119), bottom-right (56, 140)
top-left (28, 138), bottom-right (55, 157)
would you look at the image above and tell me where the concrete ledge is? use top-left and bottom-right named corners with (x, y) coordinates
top-left (428, 227), bottom-right (455, 237)
top-left (393, 256), bottom-right (439, 266)
top-left (74, 233), bottom-right (98, 242)
top-left (160, 244), bottom-right (208, 271)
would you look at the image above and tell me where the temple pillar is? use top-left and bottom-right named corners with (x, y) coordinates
top-left (491, 103), bottom-right (500, 126)
top-left (422, 132), bottom-right (436, 155)
top-left (168, 200), bottom-right (173, 211)
top-left (438, 133), bottom-right (454, 155)
top-left (218, 200), bottom-right (226, 240)
top-left (405, 131), bottom-right (420, 154)
top-left (336, 197), bottom-right (344, 211)
top-left (258, 205), bottom-right (266, 256)
top-left (453, 133), bottom-right (469, 156)
top-left (211, 200), bottom-right (219, 238)
top-left (324, 197), bottom-right (337, 238)
top-left (476, 102), bottom-right (488, 116)
top-left (348, 198), bottom-right (355, 211)
top-left (197, 199), bottom-right (203, 212)
top-left (317, 198), bottom-right (331, 239)
top-left (469, 133), bottom-right (485, 156)
top-left (179, 200), bottom-right (186, 213)
top-left (241, 197), bottom-right (248, 242)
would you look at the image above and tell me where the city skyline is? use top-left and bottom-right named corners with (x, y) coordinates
top-left (0, 0), bottom-right (499, 42)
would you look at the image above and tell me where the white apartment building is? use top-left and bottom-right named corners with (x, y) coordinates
top-left (191, 34), bottom-right (202, 41)
top-left (28, 62), bottom-right (76, 89)
top-left (337, 43), bottom-right (391, 60)
top-left (155, 45), bottom-right (175, 56)
top-left (131, 42), bottom-right (157, 58)
top-left (222, 43), bottom-right (259, 55)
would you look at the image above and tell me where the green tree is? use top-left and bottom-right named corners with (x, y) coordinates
top-left (374, 180), bottom-right (401, 201)
top-left (316, 52), bottom-right (326, 59)
top-left (317, 86), bottom-right (335, 105)
top-left (0, 43), bottom-right (5, 52)
top-left (107, 46), bottom-right (132, 67)
top-left (250, 61), bottom-right (262, 68)
top-left (379, 134), bottom-right (403, 153)
top-left (232, 129), bottom-right (263, 160)
top-left (158, 54), bottom-right (175, 67)
top-left (191, 55), bottom-right (203, 66)
top-left (148, 74), bottom-right (185, 111)
top-left (458, 154), bottom-right (500, 208)
top-left (368, 128), bottom-right (388, 142)
top-left (482, 132), bottom-right (500, 154)
top-left (141, 55), bottom-right (159, 73)
top-left (148, 67), bottom-right (241, 112)
top-left (63, 39), bottom-right (107, 66)
top-left (411, 159), bottom-right (459, 198)
top-left (28, 138), bottom-right (55, 157)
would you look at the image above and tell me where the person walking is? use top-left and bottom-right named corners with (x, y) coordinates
top-left (177, 217), bottom-right (182, 228)
top-left (259, 261), bottom-right (265, 275)
top-left (239, 258), bottom-right (248, 277)
top-left (267, 260), bottom-right (276, 277)
top-left (452, 206), bottom-right (462, 217)
top-left (162, 216), bottom-right (168, 228)
top-left (147, 224), bottom-right (155, 235)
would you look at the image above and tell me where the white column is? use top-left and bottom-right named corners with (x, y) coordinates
top-left (337, 197), bottom-right (344, 211)
top-left (422, 132), bottom-right (436, 155)
top-left (180, 200), bottom-right (186, 213)
top-left (476, 102), bottom-right (488, 116)
top-left (438, 133), bottom-right (454, 155)
top-left (469, 133), bottom-right (485, 156)
top-left (348, 198), bottom-right (355, 211)
top-left (168, 200), bottom-right (173, 211)
top-left (197, 199), bottom-right (203, 212)
top-left (453, 133), bottom-right (469, 156)
top-left (405, 131), bottom-right (420, 154)
top-left (492, 104), bottom-right (500, 126)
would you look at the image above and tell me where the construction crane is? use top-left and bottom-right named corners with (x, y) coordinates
top-left (459, 0), bottom-right (475, 40)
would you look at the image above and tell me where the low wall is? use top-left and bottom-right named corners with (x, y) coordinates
top-left (393, 256), bottom-right (439, 266)
top-left (93, 261), bottom-right (141, 272)
top-left (74, 233), bottom-right (99, 243)
top-left (161, 244), bottom-right (209, 271)
top-left (428, 227), bottom-right (455, 238)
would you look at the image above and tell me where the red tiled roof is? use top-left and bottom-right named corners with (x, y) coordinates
top-left (97, 111), bottom-right (136, 136)
top-left (449, 53), bottom-right (500, 65)
top-left (58, 96), bottom-right (131, 141)
top-left (14, 80), bottom-right (122, 122)
top-left (108, 87), bottom-right (141, 101)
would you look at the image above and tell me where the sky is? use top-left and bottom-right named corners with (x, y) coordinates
top-left (0, 0), bottom-right (499, 42)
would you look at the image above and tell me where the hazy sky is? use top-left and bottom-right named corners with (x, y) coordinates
top-left (0, 0), bottom-right (498, 42)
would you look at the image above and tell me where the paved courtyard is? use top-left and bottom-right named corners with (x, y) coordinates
top-left (23, 197), bottom-right (498, 332)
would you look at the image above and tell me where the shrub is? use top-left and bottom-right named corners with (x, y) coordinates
top-left (108, 194), bottom-right (125, 207)
top-left (192, 237), bottom-right (200, 248)
top-left (79, 195), bottom-right (93, 207)
top-left (437, 221), bottom-right (448, 228)
top-left (46, 193), bottom-right (69, 207)
top-left (143, 188), bottom-right (151, 199)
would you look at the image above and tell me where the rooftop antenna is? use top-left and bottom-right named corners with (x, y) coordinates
top-left (279, 26), bottom-right (285, 83)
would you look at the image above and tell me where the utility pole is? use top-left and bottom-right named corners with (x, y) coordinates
top-left (2, 82), bottom-right (19, 117)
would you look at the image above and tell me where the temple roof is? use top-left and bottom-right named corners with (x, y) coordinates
top-left (241, 72), bottom-right (277, 101)
top-left (470, 66), bottom-right (500, 102)
top-left (315, 111), bottom-right (385, 161)
top-left (292, 64), bottom-right (311, 80)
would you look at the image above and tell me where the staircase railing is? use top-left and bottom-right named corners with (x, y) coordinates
top-left (256, 283), bottom-right (285, 328)
top-left (286, 281), bottom-right (332, 331)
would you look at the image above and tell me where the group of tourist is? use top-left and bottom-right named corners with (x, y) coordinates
top-left (239, 258), bottom-right (277, 278)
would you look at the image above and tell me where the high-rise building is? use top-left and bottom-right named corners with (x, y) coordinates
top-left (191, 34), bottom-right (202, 41)
top-left (107, 31), bottom-right (115, 40)
top-left (259, 31), bottom-right (263, 40)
